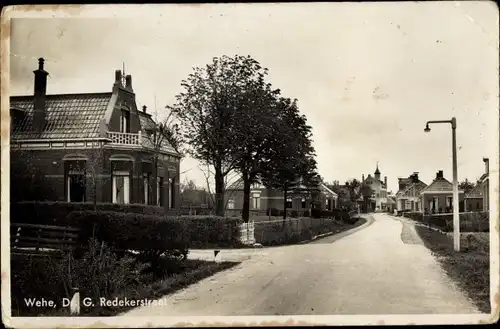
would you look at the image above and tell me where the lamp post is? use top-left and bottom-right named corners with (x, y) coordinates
top-left (424, 117), bottom-right (460, 252)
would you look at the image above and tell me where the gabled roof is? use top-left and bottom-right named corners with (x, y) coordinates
top-left (465, 185), bottom-right (483, 199)
top-left (138, 111), bottom-right (156, 131)
top-left (10, 93), bottom-right (112, 140)
top-left (398, 180), bottom-right (427, 198)
top-left (420, 177), bottom-right (463, 194)
top-left (320, 183), bottom-right (338, 197)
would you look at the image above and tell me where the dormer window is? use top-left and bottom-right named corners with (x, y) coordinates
top-left (120, 109), bottom-right (130, 133)
top-left (10, 108), bottom-right (25, 134)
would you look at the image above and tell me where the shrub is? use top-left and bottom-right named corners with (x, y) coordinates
top-left (11, 238), bottom-right (151, 316)
top-left (404, 212), bottom-right (489, 232)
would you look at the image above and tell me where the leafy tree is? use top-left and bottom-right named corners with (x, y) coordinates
top-left (170, 55), bottom-right (269, 216)
top-left (260, 100), bottom-right (317, 220)
top-left (179, 179), bottom-right (211, 209)
top-left (359, 183), bottom-right (372, 213)
top-left (459, 179), bottom-right (475, 194)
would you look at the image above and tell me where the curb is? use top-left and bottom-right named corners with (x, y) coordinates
top-left (307, 215), bottom-right (375, 244)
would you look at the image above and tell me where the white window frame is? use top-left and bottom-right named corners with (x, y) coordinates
top-left (228, 199), bottom-right (235, 209)
top-left (157, 177), bottom-right (162, 206)
top-left (143, 175), bottom-right (150, 205)
top-left (252, 192), bottom-right (261, 209)
top-left (112, 171), bottom-right (130, 204)
top-left (446, 196), bottom-right (453, 208)
top-left (120, 110), bottom-right (129, 133)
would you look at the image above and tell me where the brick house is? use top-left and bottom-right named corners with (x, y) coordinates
top-left (395, 172), bottom-right (428, 212)
top-left (478, 157), bottom-right (490, 212)
top-left (464, 184), bottom-right (483, 212)
top-left (10, 58), bottom-right (182, 208)
top-left (361, 164), bottom-right (388, 212)
top-left (225, 179), bottom-right (338, 214)
top-left (419, 170), bottom-right (464, 214)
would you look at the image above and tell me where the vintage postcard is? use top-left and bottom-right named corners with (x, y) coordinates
top-left (1, 2), bottom-right (499, 328)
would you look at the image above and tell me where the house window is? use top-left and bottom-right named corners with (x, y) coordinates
top-left (446, 196), bottom-right (453, 210)
top-left (157, 177), bottom-right (163, 206)
top-left (301, 197), bottom-right (306, 209)
top-left (67, 169), bottom-right (86, 202)
top-left (228, 199), bottom-right (235, 209)
top-left (120, 110), bottom-right (130, 133)
top-left (112, 171), bottom-right (130, 204)
top-left (476, 201), bottom-right (480, 210)
top-left (252, 192), bottom-right (261, 209)
top-left (143, 174), bottom-right (150, 204)
top-left (432, 197), bottom-right (439, 213)
top-left (285, 197), bottom-right (292, 209)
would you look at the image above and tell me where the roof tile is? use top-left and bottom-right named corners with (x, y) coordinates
top-left (11, 93), bottom-right (112, 140)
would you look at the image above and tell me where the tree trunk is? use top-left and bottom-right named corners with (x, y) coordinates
top-left (214, 163), bottom-right (225, 217)
top-left (153, 156), bottom-right (158, 207)
top-left (242, 172), bottom-right (251, 223)
top-left (282, 184), bottom-right (288, 221)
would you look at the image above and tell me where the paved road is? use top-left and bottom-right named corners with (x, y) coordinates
top-left (124, 213), bottom-right (480, 316)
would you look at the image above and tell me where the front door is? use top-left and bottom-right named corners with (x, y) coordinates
top-left (67, 172), bottom-right (85, 202)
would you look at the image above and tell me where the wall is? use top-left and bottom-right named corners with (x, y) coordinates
top-left (465, 197), bottom-right (483, 212)
top-left (10, 146), bottom-right (181, 208)
top-left (421, 193), bottom-right (465, 213)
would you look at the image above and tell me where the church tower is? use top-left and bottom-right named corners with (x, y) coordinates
top-left (374, 162), bottom-right (381, 181)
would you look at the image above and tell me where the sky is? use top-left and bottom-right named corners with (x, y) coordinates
top-left (7, 2), bottom-right (499, 194)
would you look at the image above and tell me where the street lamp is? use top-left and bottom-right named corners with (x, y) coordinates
top-left (424, 117), bottom-right (460, 252)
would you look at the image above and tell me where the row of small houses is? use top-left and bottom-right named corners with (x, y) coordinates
top-left (394, 158), bottom-right (490, 214)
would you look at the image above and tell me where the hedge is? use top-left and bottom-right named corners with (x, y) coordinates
top-left (69, 211), bottom-right (243, 251)
top-left (403, 212), bottom-right (489, 232)
top-left (254, 216), bottom-right (360, 246)
top-left (10, 202), bottom-right (243, 251)
top-left (10, 201), bottom-right (168, 225)
top-left (265, 207), bottom-right (352, 221)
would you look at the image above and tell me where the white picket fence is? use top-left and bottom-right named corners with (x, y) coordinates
top-left (239, 221), bottom-right (256, 245)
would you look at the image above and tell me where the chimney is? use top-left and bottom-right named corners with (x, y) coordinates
top-left (483, 158), bottom-right (489, 174)
top-left (412, 172), bottom-right (419, 183)
top-left (362, 174), bottom-right (365, 182)
top-left (125, 75), bottom-right (133, 91)
top-left (384, 176), bottom-right (387, 186)
top-left (436, 170), bottom-right (444, 179)
top-left (113, 70), bottom-right (123, 90)
top-left (142, 105), bottom-right (147, 113)
top-left (33, 58), bottom-right (49, 134)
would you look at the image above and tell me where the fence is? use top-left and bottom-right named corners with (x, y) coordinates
top-left (239, 221), bottom-right (256, 245)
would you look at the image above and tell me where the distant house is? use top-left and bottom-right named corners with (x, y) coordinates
top-left (478, 158), bottom-right (490, 212)
top-left (361, 164), bottom-right (388, 212)
top-left (464, 184), bottom-right (483, 212)
top-left (386, 194), bottom-right (397, 213)
top-left (395, 172), bottom-right (428, 212)
top-left (10, 58), bottom-right (182, 207)
top-left (224, 178), bottom-right (338, 214)
top-left (419, 170), bottom-right (464, 214)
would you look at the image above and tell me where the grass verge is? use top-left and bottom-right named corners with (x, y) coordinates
top-left (414, 225), bottom-right (490, 313)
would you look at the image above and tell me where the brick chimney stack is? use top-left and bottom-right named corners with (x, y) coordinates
top-left (483, 158), bottom-right (489, 175)
top-left (125, 75), bottom-right (133, 91)
top-left (33, 57), bottom-right (48, 135)
top-left (142, 105), bottom-right (147, 113)
top-left (113, 70), bottom-right (123, 91)
top-left (362, 174), bottom-right (365, 182)
top-left (384, 176), bottom-right (387, 186)
top-left (436, 170), bottom-right (444, 179)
